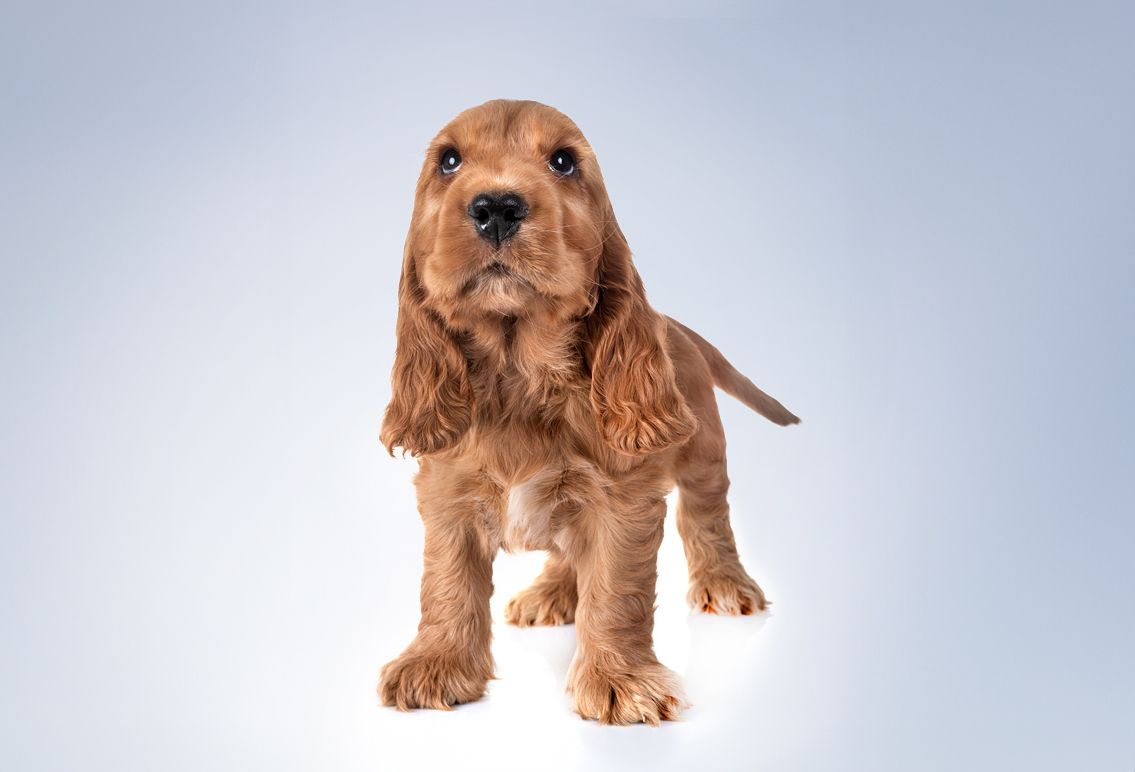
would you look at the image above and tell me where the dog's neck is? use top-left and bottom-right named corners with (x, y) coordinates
top-left (462, 312), bottom-right (582, 378)
top-left (457, 311), bottom-right (587, 419)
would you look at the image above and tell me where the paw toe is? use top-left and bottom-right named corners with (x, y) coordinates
top-left (569, 663), bottom-right (686, 725)
top-left (504, 586), bottom-right (576, 627)
top-left (378, 650), bottom-right (490, 711)
top-left (689, 571), bottom-right (769, 615)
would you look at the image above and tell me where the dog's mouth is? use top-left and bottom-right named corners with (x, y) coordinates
top-left (461, 260), bottom-right (534, 295)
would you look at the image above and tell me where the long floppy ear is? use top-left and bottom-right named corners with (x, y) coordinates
top-left (586, 227), bottom-right (697, 455)
top-left (380, 250), bottom-right (473, 457)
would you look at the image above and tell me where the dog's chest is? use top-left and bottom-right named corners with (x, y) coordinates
top-left (497, 462), bottom-right (608, 553)
top-left (501, 472), bottom-right (557, 553)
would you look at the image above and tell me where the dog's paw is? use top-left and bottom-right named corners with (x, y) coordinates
top-left (378, 647), bottom-right (492, 711)
top-left (504, 582), bottom-right (577, 627)
top-left (688, 568), bottom-right (769, 615)
top-left (568, 660), bottom-right (687, 725)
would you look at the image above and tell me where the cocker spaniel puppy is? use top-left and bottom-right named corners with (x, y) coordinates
top-left (378, 99), bottom-right (799, 725)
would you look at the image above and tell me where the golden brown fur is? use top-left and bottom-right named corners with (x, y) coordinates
top-left (378, 100), bottom-right (799, 724)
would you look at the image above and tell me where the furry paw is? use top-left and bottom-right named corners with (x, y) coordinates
top-left (378, 646), bottom-right (492, 711)
top-left (504, 582), bottom-right (577, 627)
top-left (568, 659), bottom-right (687, 725)
top-left (688, 568), bottom-right (769, 615)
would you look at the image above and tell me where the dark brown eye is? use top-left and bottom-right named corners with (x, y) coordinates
top-left (440, 148), bottom-right (461, 175)
top-left (549, 148), bottom-right (575, 175)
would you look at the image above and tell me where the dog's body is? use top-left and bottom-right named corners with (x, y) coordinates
top-left (378, 100), bottom-right (798, 724)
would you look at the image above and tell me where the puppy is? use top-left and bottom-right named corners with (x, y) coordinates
top-left (378, 99), bottom-right (799, 725)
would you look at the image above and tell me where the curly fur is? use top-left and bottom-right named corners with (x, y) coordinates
top-left (377, 100), bottom-right (799, 724)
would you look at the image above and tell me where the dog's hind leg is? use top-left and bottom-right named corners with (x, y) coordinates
top-left (504, 552), bottom-right (578, 627)
top-left (675, 389), bottom-right (769, 615)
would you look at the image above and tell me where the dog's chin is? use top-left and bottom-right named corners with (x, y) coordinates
top-left (461, 266), bottom-right (538, 316)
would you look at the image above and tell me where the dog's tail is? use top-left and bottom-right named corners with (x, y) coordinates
top-left (671, 318), bottom-right (801, 426)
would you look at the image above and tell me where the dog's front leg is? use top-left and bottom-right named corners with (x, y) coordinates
top-left (566, 496), bottom-right (686, 725)
top-left (378, 465), bottom-right (498, 710)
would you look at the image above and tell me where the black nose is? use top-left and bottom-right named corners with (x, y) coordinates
top-left (467, 191), bottom-right (528, 247)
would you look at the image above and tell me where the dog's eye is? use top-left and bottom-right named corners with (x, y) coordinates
top-left (548, 149), bottom-right (575, 176)
top-left (440, 148), bottom-right (462, 175)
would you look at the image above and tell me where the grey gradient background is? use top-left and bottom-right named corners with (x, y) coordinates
top-left (2, 2), bottom-right (1132, 770)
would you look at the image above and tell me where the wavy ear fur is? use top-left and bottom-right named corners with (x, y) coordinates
top-left (587, 229), bottom-right (697, 455)
top-left (380, 251), bottom-right (473, 457)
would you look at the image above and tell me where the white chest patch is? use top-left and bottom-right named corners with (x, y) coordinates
top-left (502, 470), bottom-right (557, 552)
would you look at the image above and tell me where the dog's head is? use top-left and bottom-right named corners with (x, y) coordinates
top-left (381, 100), bottom-right (695, 458)
top-left (405, 99), bottom-right (603, 318)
